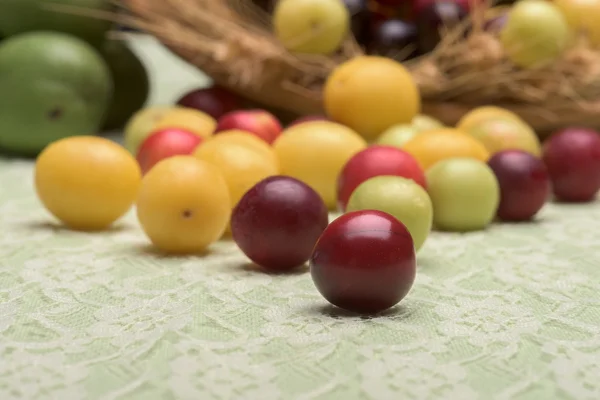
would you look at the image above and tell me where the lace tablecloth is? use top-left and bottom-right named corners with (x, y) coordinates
top-left (0, 35), bottom-right (599, 400)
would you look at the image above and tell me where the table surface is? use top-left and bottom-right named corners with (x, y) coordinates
top-left (1, 35), bottom-right (600, 400)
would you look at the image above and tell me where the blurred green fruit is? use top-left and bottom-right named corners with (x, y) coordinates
top-left (500, 0), bottom-right (570, 68)
top-left (0, 32), bottom-right (112, 155)
top-left (0, 0), bottom-right (115, 46)
top-left (412, 114), bottom-right (444, 132)
top-left (101, 39), bottom-right (150, 131)
top-left (377, 124), bottom-right (419, 148)
top-left (346, 175), bottom-right (433, 251)
top-left (426, 158), bottom-right (500, 232)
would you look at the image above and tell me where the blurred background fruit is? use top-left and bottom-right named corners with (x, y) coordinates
top-left (416, 1), bottom-right (468, 54)
top-left (412, 114), bottom-right (445, 132)
top-left (153, 108), bottom-right (216, 138)
top-left (368, 19), bottom-right (417, 60)
top-left (288, 115), bottom-right (329, 127)
top-left (555, 0), bottom-right (600, 47)
top-left (273, 121), bottom-right (367, 208)
top-left (273, 0), bottom-right (350, 54)
top-left (124, 106), bottom-right (173, 154)
top-left (176, 85), bottom-right (242, 120)
top-left (403, 128), bottom-right (489, 170)
top-left (324, 56), bottom-right (420, 141)
top-left (0, 0), bottom-right (115, 47)
top-left (214, 110), bottom-right (282, 144)
top-left (136, 128), bottom-right (204, 175)
top-left (500, 0), bottom-right (570, 68)
top-left (464, 117), bottom-right (542, 157)
top-left (343, 0), bottom-right (370, 44)
top-left (208, 130), bottom-right (279, 167)
top-left (487, 150), bottom-right (550, 222)
top-left (457, 106), bottom-right (523, 132)
top-left (101, 38), bottom-right (150, 131)
top-left (194, 134), bottom-right (279, 210)
top-left (542, 127), bottom-right (600, 202)
top-left (0, 32), bottom-right (112, 155)
top-left (377, 124), bottom-right (420, 148)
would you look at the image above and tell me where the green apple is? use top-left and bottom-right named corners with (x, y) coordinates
top-left (101, 39), bottom-right (150, 131)
top-left (0, 0), bottom-right (115, 46)
top-left (0, 31), bottom-right (112, 155)
top-left (346, 176), bottom-right (433, 251)
top-left (123, 106), bottom-right (175, 154)
top-left (426, 158), bottom-right (500, 232)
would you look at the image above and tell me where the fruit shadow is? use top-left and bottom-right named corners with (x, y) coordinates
top-left (304, 303), bottom-right (410, 320)
top-left (0, 148), bottom-right (38, 160)
top-left (18, 220), bottom-right (132, 235)
top-left (131, 243), bottom-right (213, 259)
top-left (239, 262), bottom-right (309, 276)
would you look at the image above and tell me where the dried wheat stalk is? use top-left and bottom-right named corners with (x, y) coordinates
top-left (118, 0), bottom-right (600, 133)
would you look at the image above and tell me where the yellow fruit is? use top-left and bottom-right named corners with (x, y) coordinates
top-left (457, 106), bottom-right (522, 132)
top-left (154, 107), bottom-right (216, 139)
top-left (499, 0), bottom-right (570, 68)
top-left (273, 0), bottom-right (350, 54)
top-left (403, 128), bottom-right (490, 170)
top-left (35, 136), bottom-right (141, 231)
top-left (194, 138), bottom-right (279, 208)
top-left (324, 56), bottom-right (420, 141)
top-left (554, 0), bottom-right (600, 46)
top-left (466, 117), bottom-right (542, 157)
top-left (124, 106), bottom-right (173, 154)
top-left (273, 121), bottom-right (367, 208)
top-left (136, 156), bottom-right (231, 254)
top-left (412, 114), bottom-right (445, 132)
top-left (209, 130), bottom-right (279, 167)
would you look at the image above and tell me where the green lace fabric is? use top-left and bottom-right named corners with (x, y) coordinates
top-left (0, 35), bottom-right (598, 400)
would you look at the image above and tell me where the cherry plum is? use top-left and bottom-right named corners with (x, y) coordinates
top-left (487, 150), bottom-right (550, 221)
top-left (310, 210), bottom-right (416, 314)
top-left (231, 176), bottom-right (329, 271)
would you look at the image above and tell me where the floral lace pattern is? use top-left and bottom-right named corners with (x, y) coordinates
top-left (1, 34), bottom-right (599, 399)
top-left (1, 158), bottom-right (600, 399)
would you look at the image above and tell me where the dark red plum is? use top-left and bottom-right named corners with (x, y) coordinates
top-left (487, 150), bottom-right (550, 221)
top-left (231, 176), bottom-right (329, 271)
top-left (369, 19), bottom-right (418, 61)
top-left (176, 85), bottom-right (241, 120)
top-left (310, 210), bottom-right (416, 314)
top-left (342, 0), bottom-right (370, 44)
top-left (542, 128), bottom-right (600, 202)
top-left (416, 1), bottom-right (468, 54)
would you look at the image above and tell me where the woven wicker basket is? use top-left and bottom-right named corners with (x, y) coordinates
top-left (120, 0), bottom-right (600, 135)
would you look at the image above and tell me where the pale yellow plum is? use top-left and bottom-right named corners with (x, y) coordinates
top-left (376, 124), bottom-right (419, 148)
top-left (412, 114), bottom-right (445, 132)
top-left (273, 0), bottom-right (350, 55)
top-left (466, 117), bottom-right (542, 157)
top-left (554, 0), bottom-right (600, 46)
top-left (124, 106), bottom-right (173, 154)
top-left (500, 0), bottom-right (570, 68)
